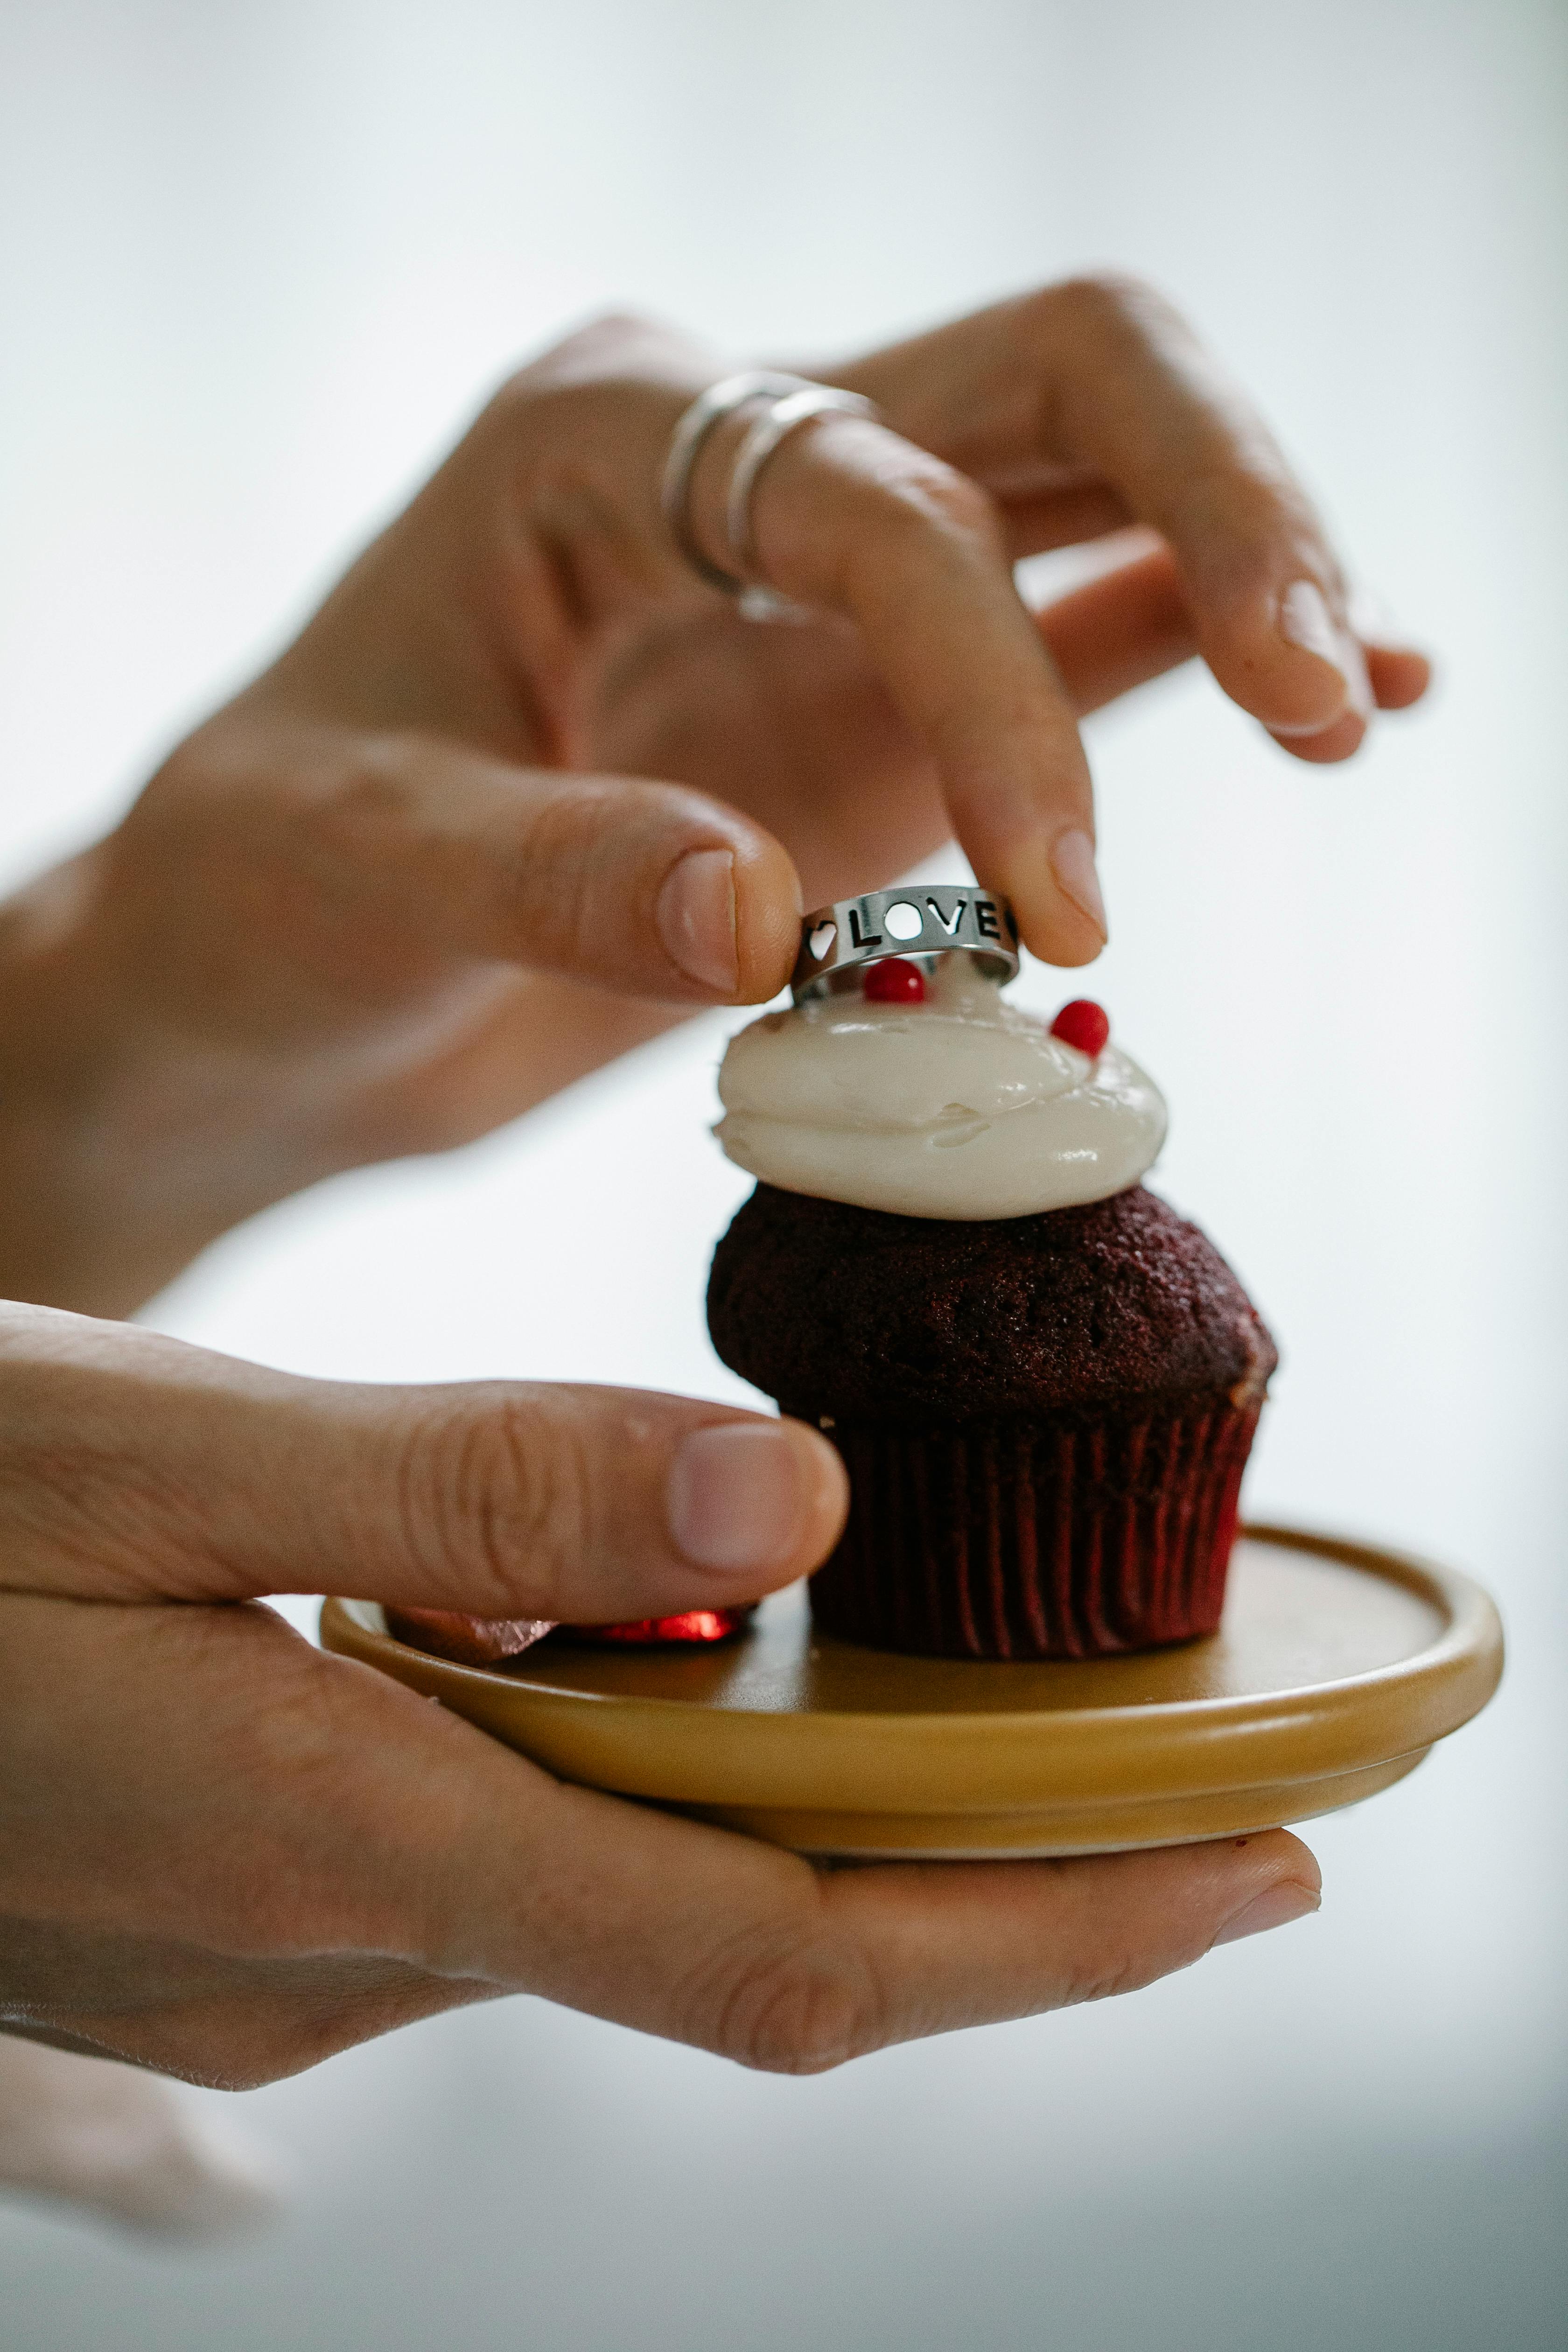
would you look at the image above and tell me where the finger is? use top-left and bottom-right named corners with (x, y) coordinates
top-left (1036, 545), bottom-right (1434, 742)
top-left (147, 719), bottom-right (802, 1013)
top-left (1263, 631), bottom-right (1433, 762)
top-left (1034, 543), bottom-right (1199, 714)
top-left (1366, 645), bottom-right (1432, 709)
top-left (1000, 480), bottom-right (1136, 558)
top-left (1348, 582), bottom-right (1434, 707)
top-left (842, 278), bottom-right (1432, 743)
top-left (450, 1763), bottom-right (1324, 2067)
top-left (0, 1308), bottom-right (847, 1618)
top-left (687, 410), bottom-right (1108, 967)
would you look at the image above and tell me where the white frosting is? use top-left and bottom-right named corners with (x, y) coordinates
top-left (715, 959), bottom-right (1166, 1220)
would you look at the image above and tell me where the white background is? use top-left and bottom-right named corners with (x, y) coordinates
top-left (1, 2), bottom-right (1565, 2345)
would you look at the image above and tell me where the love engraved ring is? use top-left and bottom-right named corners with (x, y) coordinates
top-left (790, 886), bottom-right (1021, 1002)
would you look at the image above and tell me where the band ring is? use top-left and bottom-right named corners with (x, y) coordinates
top-left (660, 372), bottom-right (879, 598)
top-left (791, 886), bottom-right (1020, 1002)
top-left (724, 385), bottom-right (878, 579)
top-left (660, 371), bottom-right (814, 593)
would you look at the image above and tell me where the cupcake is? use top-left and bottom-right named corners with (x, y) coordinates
top-left (706, 887), bottom-right (1276, 1661)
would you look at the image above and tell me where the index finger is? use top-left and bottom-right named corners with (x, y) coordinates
top-left (686, 406), bottom-right (1111, 967)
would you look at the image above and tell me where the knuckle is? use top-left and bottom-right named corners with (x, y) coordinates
top-left (541, 305), bottom-right (661, 347)
top-left (704, 1926), bottom-right (887, 2077)
top-left (511, 779), bottom-right (623, 966)
top-left (511, 778), bottom-right (726, 979)
top-left (1058, 1945), bottom-right (1180, 2008)
top-left (536, 307), bottom-right (665, 366)
top-left (1045, 269), bottom-right (1182, 347)
top-left (1185, 483), bottom-right (1333, 620)
top-left (573, 306), bottom-right (667, 350)
top-left (858, 454), bottom-right (1004, 567)
top-left (136, 728), bottom-right (427, 905)
top-left (492, 310), bottom-right (682, 424)
top-left (395, 1392), bottom-right (594, 1617)
top-left (283, 736), bottom-right (426, 858)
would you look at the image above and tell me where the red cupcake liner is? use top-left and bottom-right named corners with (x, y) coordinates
top-left (803, 1399), bottom-right (1260, 1660)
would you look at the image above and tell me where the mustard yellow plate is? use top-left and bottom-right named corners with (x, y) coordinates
top-left (320, 1524), bottom-right (1503, 1858)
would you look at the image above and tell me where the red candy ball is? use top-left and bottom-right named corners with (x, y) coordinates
top-left (1050, 998), bottom-right (1111, 1057)
top-left (863, 957), bottom-right (926, 1004)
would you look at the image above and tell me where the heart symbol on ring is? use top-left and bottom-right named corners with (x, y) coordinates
top-left (808, 921), bottom-right (837, 961)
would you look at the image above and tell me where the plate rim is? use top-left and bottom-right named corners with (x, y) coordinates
top-left (318, 1521), bottom-right (1505, 1817)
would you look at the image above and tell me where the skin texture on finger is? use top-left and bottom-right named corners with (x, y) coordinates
top-left (477, 1774), bottom-right (1321, 2072)
top-left (583, 548), bottom-right (1202, 917)
top-left (998, 480), bottom-right (1136, 558)
top-left (588, 602), bottom-right (954, 908)
top-left (832, 280), bottom-right (1429, 743)
top-left (1033, 545), bottom-right (1431, 744)
top-left (423, 1775), bottom-right (1306, 2073)
top-left (0, 1589), bottom-right (1320, 2086)
top-left (686, 407), bottom-right (1108, 965)
top-left (117, 721), bottom-right (800, 1031)
top-left (1034, 545), bottom-right (1201, 715)
top-left (0, 1307), bottom-right (847, 1620)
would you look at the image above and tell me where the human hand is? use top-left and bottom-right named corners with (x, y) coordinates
top-left (0, 283), bottom-right (1428, 1315)
top-left (0, 1304), bottom-right (1319, 2087)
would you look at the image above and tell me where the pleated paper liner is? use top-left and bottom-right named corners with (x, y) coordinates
top-left (804, 1399), bottom-right (1260, 1660)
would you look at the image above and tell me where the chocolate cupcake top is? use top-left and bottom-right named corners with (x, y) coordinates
top-left (707, 1182), bottom-right (1277, 1427)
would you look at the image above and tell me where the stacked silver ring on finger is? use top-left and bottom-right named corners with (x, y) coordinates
top-left (660, 370), bottom-right (880, 600)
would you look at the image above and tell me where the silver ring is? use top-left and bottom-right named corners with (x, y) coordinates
top-left (724, 385), bottom-right (878, 578)
top-left (791, 886), bottom-right (1020, 1001)
top-left (659, 371), bottom-right (814, 593)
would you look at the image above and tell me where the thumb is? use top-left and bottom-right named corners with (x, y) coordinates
top-left (0, 1308), bottom-right (847, 1618)
top-left (162, 718), bottom-right (803, 1008)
